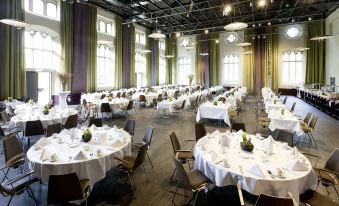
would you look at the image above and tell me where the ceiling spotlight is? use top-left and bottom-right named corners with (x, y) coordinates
top-left (258, 23), bottom-right (261, 26)
top-left (268, 22), bottom-right (271, 25)
top-left (176, 32), bottom-right (181, 37)
top-left (252, 24), bottom-right (256, 27)
top-left (291, 19), bottom-right (295, 23)
top-left (204, 29), bottom-right (209, 34)
top-left (263, 36), bottom-right (266, 38)
top-left (223, 5), bottom-right (232, 16)
top-left (252, 36), bottom-right (255, 39)
top-left (250, 2), bottom-right (253, 7)
top-left (258, 0), bottom-right (266, 7)
top-left (308, 17), bottom-right (312, 21)
top-left (216, 39), bottom-right (219, 44)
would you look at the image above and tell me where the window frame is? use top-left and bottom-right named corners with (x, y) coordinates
top-left (177, 56), bottom-right (192, 85)
top-left (222, 54), bottom-right (239, 84)
top-left (281, 51), bottom-right (304, 85)
top-left (96, 43), bottom-right (115, 89)
top-left (25, 0), bottom-right (59, 20)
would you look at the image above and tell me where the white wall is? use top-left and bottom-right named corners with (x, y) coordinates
top-left (277, 24), bottom-right (307, 88)
top-left (218, 31), bottom-right (244, 86)
top-left (177, 35), bottom-right (196, 84)
top-left (326, 8), bottom-right (339, 86)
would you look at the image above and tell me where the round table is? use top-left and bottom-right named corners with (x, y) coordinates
top-left (193, 130), bottom-right (317, 203)
top-left (27, 126), bottom-right (131, 186)
top-left (11, 106), bottom-right (78, 129)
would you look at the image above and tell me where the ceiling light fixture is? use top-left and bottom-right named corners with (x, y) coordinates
top-left (176, 32), bottom-right (181, 37)
top-left (0, 19), bottom-right (30, 28)
top-left (224, 22), bottom-right (248, 31)
top-left (215, 39), bottom-right (219, 44)
top-left (258, 0), bottom-right (266, 7)
top-left (243, 51), bottom-right (252, 55)
top-left (267, 22), bottom-right (271, 25)
top-left (295, 47), bottom-right (310, 52)
top-left (223, 5), bottom-right (232, 16)
top-left (236, 42), bottom-right (252, 47)
top-left (148, 18), bottom-right (166, 39)
top-left (204, 29), bottom-right (209, 34)
top-left (165, 55), bottom-right (174, 58)
top-left (310, 1), bottom-right (333, 42)
top-left (199, 53), bottom-right (209, 56)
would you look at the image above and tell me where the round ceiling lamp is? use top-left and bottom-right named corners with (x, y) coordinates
top-left (224, 22), bottom-right (248, 31)
top-left (236, 42), bottom-right (251, 47)
top-left (0, 19), bottom-right (30, 28)
top-left (148, 30), bottom-right (166, 39)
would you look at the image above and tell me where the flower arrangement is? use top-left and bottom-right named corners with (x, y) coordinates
top-left (82, 128), bottom-right (92, 143)
top-left (7, 97), bottom-right (13, 102)
top-left (28, 98), bottom-right (33, 104)
top-left (58, 72), bottom-right (72, 91)
top-left (188, 74), bottom-right (194, 86)
top-left (108, 97), bottom-right (112, 102)
top-left (240, 132), bottom-right (254, 152)
top-left (43, 105), bottom-right (50, 115)
top-left (273, 99), bottom-right (277, 104)
top-left (281, 108), bottom-right (285, 115)
top-left (213, 101), bottom-right (218, 106)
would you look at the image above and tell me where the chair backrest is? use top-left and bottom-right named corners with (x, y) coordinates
top-left (283, 96), bottom-right (288, 104)
top-left (126, 100), bottom-right (134, 110)
top-left (63, 114), bottom-right (78, 129)
top-left (231, 122), bottom-right (246, 132)
top-left (139, 95), bottom-right (146, 102)
top-left (123, 119), bottom-right (135, 136)
top-left (25, 120), bottom-right (44, 137)
top-left (46, 123), bottom-right (62, 137)
top-left (100, 94), bottom-right (106, 100)
top-left (308, 116), bottom-right (318, 130)
top-left (3, 133), bottom-right (24, 165)
top-left (170, 131), bottom-right (181, 153)
top-left (0, 127), bottom-right (5, 137)
top-left (255, 194), bottom-right (294, 206)
top-left (100, 103), bottom-right (111, 113)
top-left (275, 129), bottom-right (294, 147)
top-left (290, 102), bottom-right (296, 112)
top-left (47, 172), bottom-right (85, 204)
top-left (117, 92), bottom-right (121, 98)
top-left (218, 97), bottom-right (226, 102)
top-left (303, 112), bottom-right (312, 124)
top-left (152, 99), bottom-right (157, 107)
top-left (0, 111), bottom-right (11, 123)
top-left (88, 118), bottom-right (102, 127)
top-left (180, 100), bottom-right (186, 109)
top-left (132, 143), bottom-right (149, 171)
top-left (324, 148), bottom-right (339, 174)
top-left (172, 156), bottom-right (192, 191)
top-left (195, 122), bottom-right (206, 141)
top-left (142, 127), bottom-right (154, 146)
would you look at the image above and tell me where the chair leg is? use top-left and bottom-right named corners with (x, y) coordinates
top-left (170, 168), bottom-right (176, 182)
top-left (172, 179), bottom-right (180, 202)
top-left (333, 185), bottom-right (339, 198)
top-left (126, 172), bottom-right (135, 199)
top-left (146, 152), bottom-right (153, 168)
top-left (6, 195), bottom-right (13, 206)
top-left (142, 164), bottom-right (150, 183)
top-left (309, 132), bottom-right (318, 149)
top-left (27, 187), bottom-right (39, 206)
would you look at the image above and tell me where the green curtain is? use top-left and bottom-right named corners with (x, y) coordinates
top-left (243, 29), bottom-right (254, 93)
top-left (130, 26), bottom-right (135, 87)
top-left (195, 34), bottom-right (202, 85)
top-left (145, 29), bottom-right (151, 86)
top-left (86, 6), bottom-right (97, 92)
top-left (209, 33), bottom-right (219, 86)
top-left (264, 28), bottom-right (269, 88)
top-left (155, 40), bottom-right (159, 85)
top-left (60, 1), bottom-right (73, 91)
top-left (165, 37), bottom-right (177, 84)
top-left (305, 21), bottom-right (326, 84)
top-left (270, 27), bottom-right (279, 91)
top-left (0, 0), bottom-right (26, 100)
top-left (114, 16), bottom-right (123, 89)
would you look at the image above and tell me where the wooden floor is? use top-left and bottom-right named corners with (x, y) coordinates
top-left (0, 95), bottom-right (338, 206)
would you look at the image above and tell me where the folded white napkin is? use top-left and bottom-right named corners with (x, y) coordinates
top-left (90, 124), bottom-right (97, 131)
top-left (247, 164), bottom-right (267, 178)
top-left (40, 149), bottom-right (51, 161)
top-left (211, 151), bottom-right (223, 163)
top-left (212, 130), bottom-right (222, 138)
top-left (267, 135), bottom-right (274, 142)
top-left (38, 138), bottom-right (51, 146)
top-left (98, 133), bottom-right (107, 144)
top-left (235, 129), bottom-right (244, 136)
top-left (111, 139), bottom-right (124, 148)
top-left (290, 147), bottom-right (299, 156)
top-left (73, 150), bottom-right (88, 160)
top-left (285, 160), bottom-right (308, 171)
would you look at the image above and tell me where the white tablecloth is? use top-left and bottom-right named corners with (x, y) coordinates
top-left (196, 102), bottom-right (232, 125)
top-left (94, 98), bottom-right (129, 110)
top-left (11, 107), bottom-right (78, 129)
top-left (268, 109), bottom-right (301, 133)
top-left (132, 92), bottom-right (158, 106)
top-left (193, 131), bottom-right (317, 203)
top-left (27, 126), bottom-right (131, 186)
top-left (265, 101), bottom-right (286, 112)
top-left (157, 99), bottom-right (181, 113)
top-left (1, 100), bottom-right (25, 109)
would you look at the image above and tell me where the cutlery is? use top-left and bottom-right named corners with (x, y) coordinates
top-left (267, 170), bottom-right (275, 179)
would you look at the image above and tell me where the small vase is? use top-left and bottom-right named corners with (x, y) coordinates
top-left (82, 134), bottom-right (92, 143)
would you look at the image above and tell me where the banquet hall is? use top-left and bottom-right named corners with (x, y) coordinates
top-left (1, 0), bottom-right (339, 205)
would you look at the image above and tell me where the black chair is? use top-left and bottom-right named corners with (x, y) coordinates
top-left (0, 169), bottom-right (39, 206)
top-left (255, 193), bottom-right (297, 206)
top-left (115, 144), bottom-right (150, 198)
top-left (274, 129), bottom-right (294, 147)
top-left (100, 103), bottom-right (113, 119)
top-left (121, 100), bottom-right (135, 118)
top-left (231, 122), bottom-right (246, 132)
top-left (123, 119), bottom-right (135, 137)
top-left (195, 122), bottom-right (206, 142)
top-left (63, 114), bottom-right (78, 129)
top-left (47, 172), bottom-right (90, 205)
top-left (88, 118), bottom-right (102, 127)
top-left (25, 120), bottom-right (44, 147)
top-left (132, 127), bottom-right (154, 168)
top-left (282, 96), bottom-right (288, 104)
top-left (300, 189), bottom-right (339, 206)
top-left (2, 134), bottom-right (25, 181)
top-left (46, 123), bottom-right (62, 137)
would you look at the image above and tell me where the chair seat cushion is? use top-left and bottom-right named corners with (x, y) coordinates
top-left (314, 168), bottom-right (338, 185)
top-left (1, 175), bottom-right (39, 195)
top-left (302, 125), bottom-right (313, 132)
top-left (187, 169), bottom-right (211, 191)
top-left (119, 156), bottom-right (136, 171)
top-left (176, 151), bottom-right (194, 160)
top-left (300, 190), bottom-right (339, 206)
